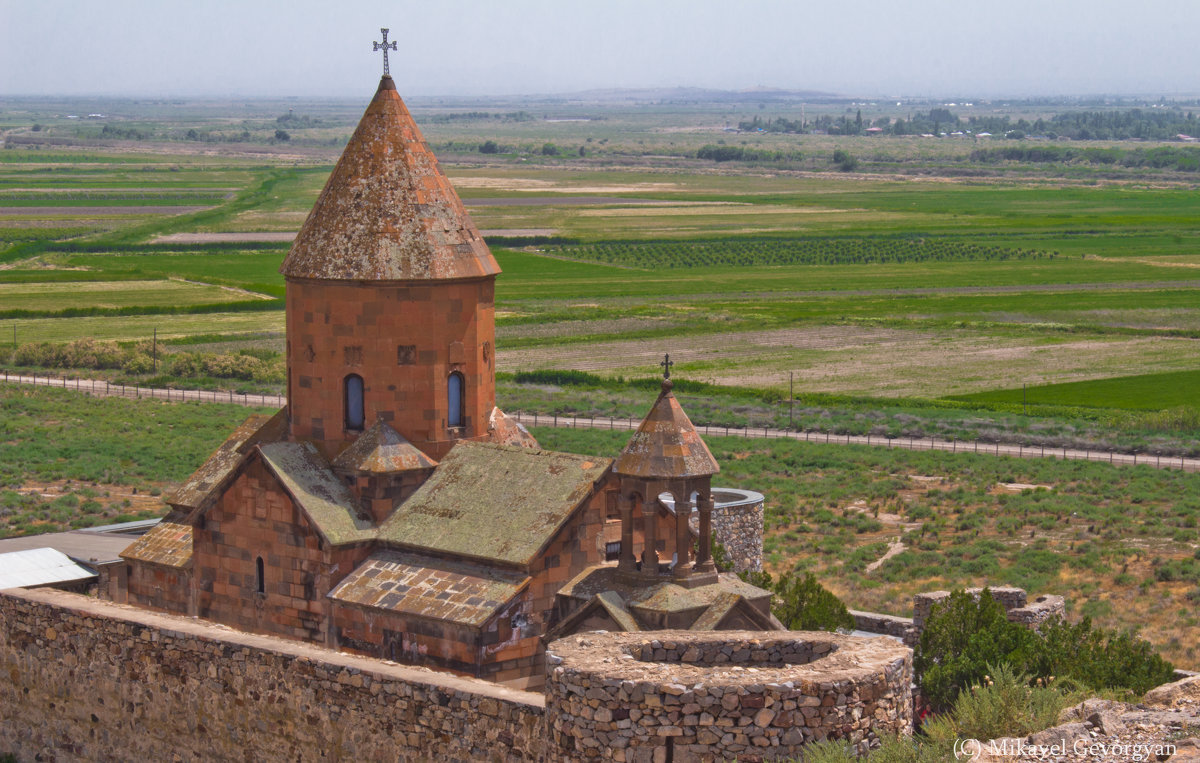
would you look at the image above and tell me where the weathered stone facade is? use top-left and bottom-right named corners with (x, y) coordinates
top-left (0, 587), bottom-right (544, 762)
top-left (710, 488), bottom-right (765, 573)
top-left (545, 631), bottom-right (913, 762)
top-left (0, 589), bottom-right (925, 763)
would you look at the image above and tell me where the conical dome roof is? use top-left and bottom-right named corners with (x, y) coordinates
top-left (332, 418), bottom-right (438, 474)
top-left (613, 380), bottom-right (720, 479)
top-left (280, 76), bottom-right (500, 281)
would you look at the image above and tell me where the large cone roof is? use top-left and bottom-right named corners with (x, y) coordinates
top-left (280, 76), bottom-right (500, 281)
top-left (614, 382), bottom-right (720, 479)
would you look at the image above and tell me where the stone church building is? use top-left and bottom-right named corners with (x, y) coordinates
top-left (117, 73), bottom-right (776, 689)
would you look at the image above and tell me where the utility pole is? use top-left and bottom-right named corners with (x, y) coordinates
top-left (152, 327), bottom-right (157, 373)
top-left (1023, 383), bottom-right (1027, 416)
top-left (789, 372), bottom-right (794, 430)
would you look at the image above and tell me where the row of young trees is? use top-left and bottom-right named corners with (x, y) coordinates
top-left (740, 107), bottom-right (1199, 140)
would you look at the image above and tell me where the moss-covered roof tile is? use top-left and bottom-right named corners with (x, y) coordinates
top-left (167, 409), bottom-right (287, 515)
top-left (328, 550), bottom-right (528, 628)
top-left (258, 442), bottom-right (376, 547)
top-left (119, 511), bottom-right (193, 568)
top-left (378, 442), bottom-right (610, 567)
top-left (332, 419), bottom-right (437, 474)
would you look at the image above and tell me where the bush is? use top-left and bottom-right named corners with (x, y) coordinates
top-left (915, 590), bottom-right (1037, 710)
top-left (916, 589), bottom-right (1174, 711)
top-left (741, 569), bottom-right (855, 632)
top-left (478, 140), bottom-right (499, 154)
top-left (1032, 617), bottom-right (1174, 696)
top-left (833, 149), bottom-right (859, 172)
top-left (950, 663), bottom-right (1070, 741)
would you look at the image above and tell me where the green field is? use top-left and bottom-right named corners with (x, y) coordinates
top-left (955, 369), bottom-right (1200, 410)
top-left (2, 95), bottom-right (1198, 431)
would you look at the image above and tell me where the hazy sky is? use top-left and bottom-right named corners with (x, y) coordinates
top-left (2, 0), bottom-right (1198, 99)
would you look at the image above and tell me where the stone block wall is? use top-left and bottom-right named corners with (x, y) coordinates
top-left (545, 631), bottom-right (913, 762)
top-left (910, 587), bottom-right (1063, 644)
top-left (0, 587), bottom-right (544, 763)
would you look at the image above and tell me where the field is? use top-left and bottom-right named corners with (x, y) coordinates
top-left (2, 93), bottom-right (1199, 667)
top-left (534, 426), bottom-right (1200, 669)
top-left (3, 383), bottom-right (1196, 669)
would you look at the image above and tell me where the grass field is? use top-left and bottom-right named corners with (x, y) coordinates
top-left (955, 369), bottom-right (1200, 410)
top-left (1, 383), bottom-right (1195, 667)
top-left (533, 425), bottom-right (1200, 669)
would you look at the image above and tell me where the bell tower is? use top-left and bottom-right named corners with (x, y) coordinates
top-left (280, 73), bottom-right (500, 460)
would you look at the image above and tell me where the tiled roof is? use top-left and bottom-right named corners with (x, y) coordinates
top-left (613, 380), bottom-right (719, 479)
top-left (167, 409), bottom-right (287, 515)
top-left (328, 550), bottom-right (528, 628)
top-left (486, 407), bottom-right (539, 449)
top-left (279, 76), bottom-right (500, 282)
top-left (689, 590), bottom-right (775, 631)
top-left (258, 442), bottom-right (376, 547)
top-left (332, 419), bottom-right (437, 474)
top-left (120, 511), bottom-right (193, 568)
top-left (378, 442), bottom-right (611, 567)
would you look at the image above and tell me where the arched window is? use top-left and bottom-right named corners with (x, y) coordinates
top-left (344, 374), bottom-right (364, 430)
top-left (447, 372), bottom-right (464, 428)
top-left (255, 556), bottom-right (265, 595)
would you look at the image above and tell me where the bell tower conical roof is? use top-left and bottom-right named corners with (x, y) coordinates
top-left (280, 75), bottom-right (500, 281)
top-left (614, 379), bottom-right (720, 479)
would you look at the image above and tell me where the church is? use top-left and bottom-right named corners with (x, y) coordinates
top-left (117, 65), bottom-right (777, 689)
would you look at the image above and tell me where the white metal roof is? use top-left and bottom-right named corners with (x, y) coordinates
top-left (0, 547), bottom-right (96, 590)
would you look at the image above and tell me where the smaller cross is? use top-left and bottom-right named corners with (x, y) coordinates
top-left (660, 354), bottom-right (673, 380)
top-left (373, 28), bottom-right (398, 77)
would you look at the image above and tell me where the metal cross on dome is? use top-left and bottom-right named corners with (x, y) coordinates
top-left (660, 353), bottom-right (673, 380)
top-left (373, 28), bottom-right (397, 77)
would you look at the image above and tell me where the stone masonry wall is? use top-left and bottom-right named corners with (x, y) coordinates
top-left (545, 631), bottom-right (912, 762)
top-left (911, 586), bottom-right (1065, 644)
top-left (712, 496), bottom-right (764, 573)
top-left (0, 587), bottom-right (544, 763)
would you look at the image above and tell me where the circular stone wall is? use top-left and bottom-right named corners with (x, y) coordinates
top-left (660, 487), bottom-right (765, 572)
top-left (545, 630), bottom-right (912, 762)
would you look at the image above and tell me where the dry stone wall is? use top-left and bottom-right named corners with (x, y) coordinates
top-left (0, 587), bottom-right (544, 763)
top-left (545, 631), bottom-right (913, 762)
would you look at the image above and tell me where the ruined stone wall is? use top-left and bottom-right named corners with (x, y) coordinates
top-left (545, 631), bottom-right (912, 762)
top-left (908, 587), bottom-right (1065, 645)
top-left (0, 587), bottom-right (544, 763)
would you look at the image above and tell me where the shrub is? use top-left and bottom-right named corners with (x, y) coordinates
top-left (750, 570), bottom-right (855, 632)
top-left (949, 663), bottom-right (1070, 741)
top-left (1032, 618), bottom-right (1174, 696)
top-left (914, 589), bottom-right (1037, 710)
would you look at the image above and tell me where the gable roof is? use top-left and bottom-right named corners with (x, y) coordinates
top-left (547, 590), bottom-right (641, 640)
top-left (614, 380), bottom-right (719, 479)
top-left (257, 442), bottom-right (376, 547)
top-left (331, 418), bottom-right (438, 474)
top-left (167, 409), bottom-right (287, 517)
top-left (328, 549), bottom-right (528, 629)
top-left (279, 75), bottom-right (500, 282)
top-left (690, 590), bottom-right (776, 631)
top-left (377, 442), bottom-right (611, 567)
top-left (120, 510), bottom-right (193, 568)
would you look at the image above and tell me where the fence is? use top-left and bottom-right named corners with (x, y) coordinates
top-left (4, 371), bottom-right (1197, 473)
top-left (1, 370), bottom-right (285, 409)
top-left (505, 411), bottom-right (1200, 473)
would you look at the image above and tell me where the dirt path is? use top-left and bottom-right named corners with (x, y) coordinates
top-left (5, 373), bottom-right (1198, 473)
top-left (865, 539), bottom-right (907, 573)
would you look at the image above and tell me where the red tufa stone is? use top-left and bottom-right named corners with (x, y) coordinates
top-left (613, 379), bottom-right (720, 480)
top-left (280, 75), bottom-right (499, 282)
